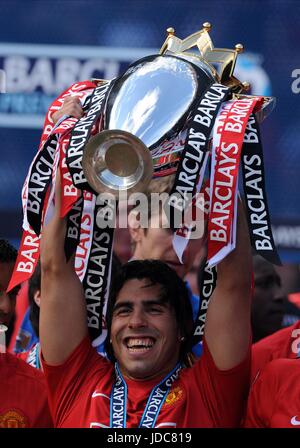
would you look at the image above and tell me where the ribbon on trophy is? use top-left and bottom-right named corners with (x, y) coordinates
top-left (167, 82), bottom-right (231, 232)
top-left (66, 81), bottom-right (113, 192)
top-left (241, 114), bottom-right (281, 265)
top-left (171, 95), bottom-right (281, 346)
top-left (189, 98), bottom-right (261, 345)
top-left (82, 198), bottom-right (116, 347)
top-left (207, 97), bottom-right (281, 267)
top-left (73, 192), bottom-right (96, 282)
top-left (7, 80), bottom-right (96, 291)
top-left (64, 194), bottom-right (84, 261)
top-left (64, 80), bottom-right (115, 344)
top-left (192, 261), bottom-right (217, 347)
top-left (207, 96), bottom-right (263, 266)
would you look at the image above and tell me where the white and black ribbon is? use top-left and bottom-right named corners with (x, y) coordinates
top-left (241, 114), bottom-right (281, 265)
top-left (166, 83), bottom-right (231, 230)
top-left (111, 362), bottom-right (182, 428)
top-left (64, 195), bottom-right (84, 261)
top-left (192, 261), bottom-right (217, 346)
top-left (63, 80), bottom-right (116, 341)
top-left (26, 135), bottom-right (58, 236)
top-left (82, 199), bottom-right (115, 341)
top-left (66, 81), bottom-right (112, 192)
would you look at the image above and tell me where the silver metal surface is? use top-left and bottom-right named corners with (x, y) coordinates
top-left (106, 55), bottom-right (213, 149)
top-left (82, 130), bottom-right (153, 196)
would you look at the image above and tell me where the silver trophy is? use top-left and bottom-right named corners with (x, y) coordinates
top-left (82, 23), bottom-right (275, 197)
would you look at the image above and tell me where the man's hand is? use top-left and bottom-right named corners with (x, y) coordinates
top-left (52, 96), bottom-right (84, 124)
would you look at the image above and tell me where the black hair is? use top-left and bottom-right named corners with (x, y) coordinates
top-left (28, 262), bottom-right (41, 338)
top-left (0, 239), bottom-right (18, 263)
top-left (105, 259), bottom-right (194, 364)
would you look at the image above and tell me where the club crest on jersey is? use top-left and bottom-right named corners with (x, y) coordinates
top-left (164, 387), bottom-right (184, 407)
top-left (0, 410), bottom-right (28, 428)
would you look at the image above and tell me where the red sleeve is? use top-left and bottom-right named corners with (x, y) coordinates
top-left (192, 338), bottom-right (251, 427)
top-left (244, 360), bottom-right (282, 428)
top-left (41, 336), bottom-right (108, 426)
top-left (7, 282), bottom-right (29, 353)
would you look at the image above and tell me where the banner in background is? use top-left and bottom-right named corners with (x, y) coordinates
top-left (0, 43), bottom-right (156, 128)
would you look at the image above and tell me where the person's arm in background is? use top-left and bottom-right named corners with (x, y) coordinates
top-left (204, 200), bottom-right (252, 370)
top-left (39, 174), bottom-right (88, 365)
top-left (52, 96), bottom-right (83, 124)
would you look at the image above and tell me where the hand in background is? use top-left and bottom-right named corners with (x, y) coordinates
top-left (52, 96), bottom-right (84, 124)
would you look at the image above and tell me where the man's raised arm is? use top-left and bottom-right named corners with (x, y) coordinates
top-left (204, 200), bottom-right (252, 370)
top-left (40, 175), bottom-right (88, 365)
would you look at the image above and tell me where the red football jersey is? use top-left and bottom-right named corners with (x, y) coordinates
top-left (251, 320), bottom-right (300, 382)
top-left (0, 352), bottom-right (53, 428)
top-left (245, 358), bottom-right (300, 428)
top-left (42, 336), bottom-right (250, 428)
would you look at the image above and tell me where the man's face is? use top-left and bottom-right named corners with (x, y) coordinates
top-left (0, 262), bottom-right (17, 327)
top-left (132, 209), bottom-right (204, 279)
top-left (252, 256), bottom-right (285, 341)
top-left (111, 278), bottom-right (181, 381)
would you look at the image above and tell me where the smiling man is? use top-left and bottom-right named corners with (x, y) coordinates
top-left (109, 278), bottom-right (183, 380)
top-left (39, 174), bottom-right (252, 428)
top-left (105, 261), bottom-right (194, 380)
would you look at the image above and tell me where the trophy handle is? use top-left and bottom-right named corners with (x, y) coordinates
top-left (82, 130), bottom-right (153, 197)
top-left (233, 93), bottom-right (276, 122)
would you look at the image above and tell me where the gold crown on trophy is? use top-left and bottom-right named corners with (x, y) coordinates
top-left (159, 22), bottom-right (250, 93)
